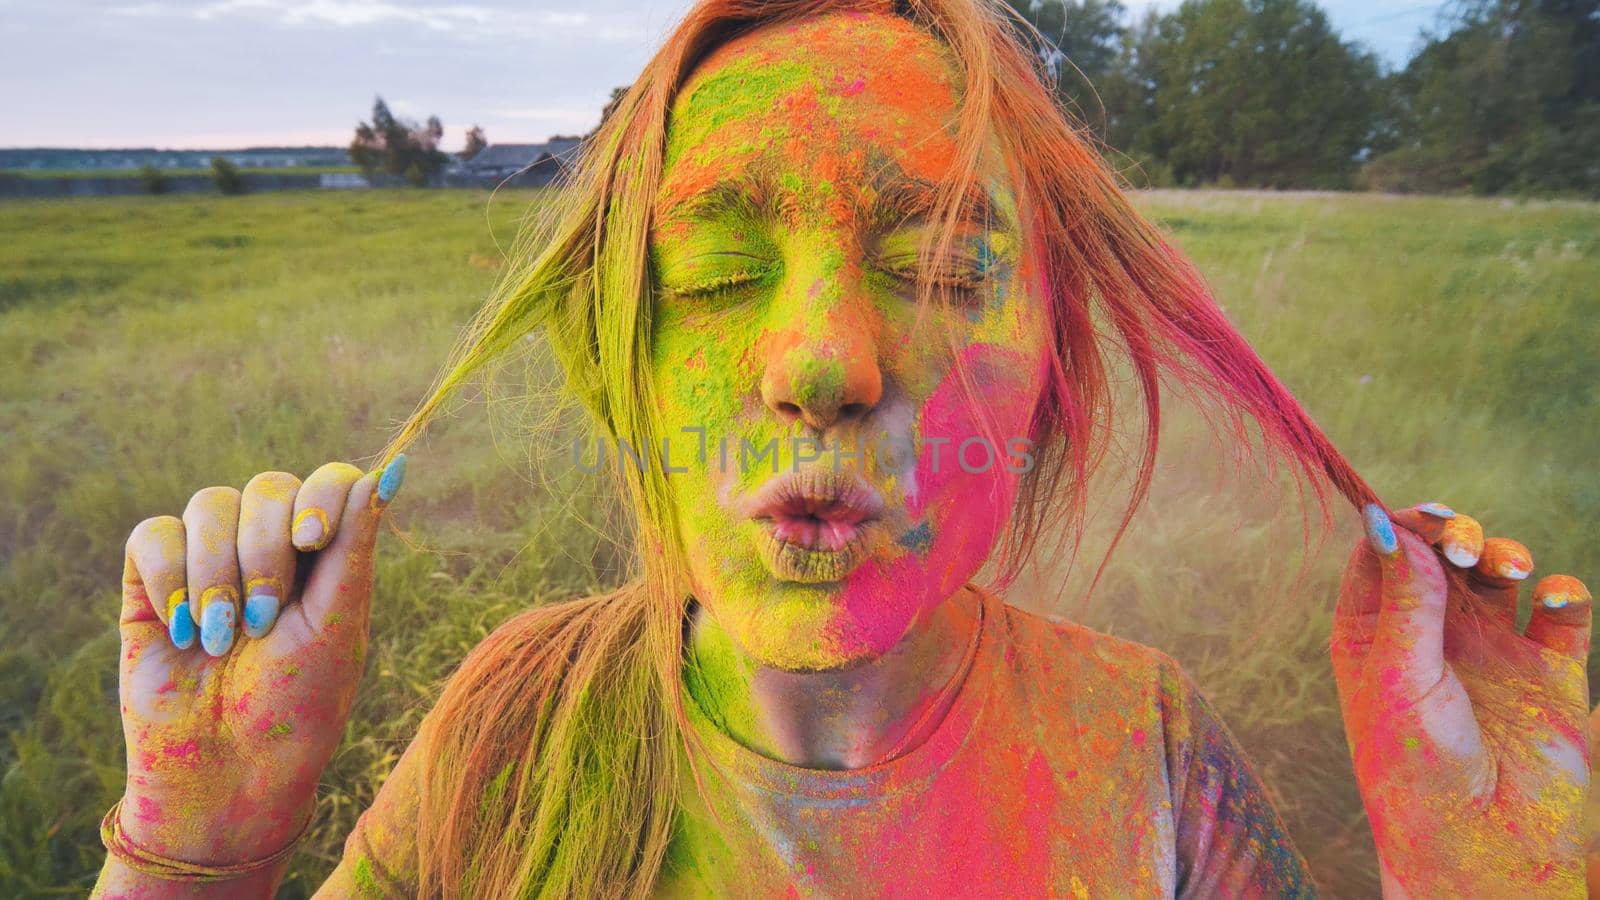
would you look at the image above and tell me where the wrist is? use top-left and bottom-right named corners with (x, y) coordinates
top-left (101, 795), bottom-right (312, 888)
top-left (116, 787), bottom-right (315, 866)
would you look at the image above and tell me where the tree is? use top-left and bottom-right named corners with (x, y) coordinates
top-left (209, 156), bottom-right (245, 195)
top-left (348, 97), bottom-right (450, 186)
top-left (1369, 0), bottom-right (1600, 196)
top-left (1004, 0), bottom-right (1128, 131)
top-left (461, 125), bottom-right (488, 162)
top-left (137, 164), bottom-right (168, 195)
top-left (1129, 0), bottom-right (1382, 188)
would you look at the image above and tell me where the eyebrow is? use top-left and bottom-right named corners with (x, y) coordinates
top-left (869, 176), bottom-right (996, 231)
top-left (658, 170), bottom-right (996, 232)
top-left (659, 174), bottom-right (774, 225)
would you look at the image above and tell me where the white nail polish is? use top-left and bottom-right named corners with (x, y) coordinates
top-left (1443, 543), bottom-right (1479, 567)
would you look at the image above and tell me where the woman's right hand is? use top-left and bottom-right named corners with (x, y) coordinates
top-left (111, 457), bottom-right (405, 866)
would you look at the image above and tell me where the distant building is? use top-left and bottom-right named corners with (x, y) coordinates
top-left (453, 139), bottom-right (584, 187)
top-left (320, 173), bottom-right (371, 190)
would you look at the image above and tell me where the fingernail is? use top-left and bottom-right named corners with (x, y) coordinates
top-left (199, 590), bottom-right (237, 657)
top-left (1417, 502), bottom-right (1456, 519)
top-left (1363, 503), bottom-right (1398, 556)
top-left (1439, 516), bottom-right (1483, 568)
top-left (376, 453), bottom-right (407, 505)
top-left (1537, 575), bottom-right (1592, 610)
top-left (293, 508), bottom-right (327, 548)
top-left (1495, 556), bottom-right (1532, 581)
top-left (166, 590), bottom-right (196, 650)
top-left (243, 593), bottom-right (280, 639)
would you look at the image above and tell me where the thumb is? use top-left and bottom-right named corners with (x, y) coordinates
top-left (1363, 503), bottom-right (1451, 695)
top-left (295, 454), bottom-right (406, 634)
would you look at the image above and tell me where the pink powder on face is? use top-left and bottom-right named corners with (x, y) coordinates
top-left (835, 343), bottom-right (1038, 656)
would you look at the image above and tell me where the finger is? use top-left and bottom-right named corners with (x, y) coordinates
top-left (1436, 512), bottom-right (1484, 569)
top-left (238, 471), bottom-right (301, 639)
top-left (1331, 536), bottom-right (1384, 666)
top-left (1389, 501), bottom-right (1455, 544)
top-left (291, 462), bottom-right (364, 552)
top-left (1472, 536), bottom-right (1534, 588)
top-left (1459, 537), bottom-right (1532, 629)
top-left (1588, 706), bottom-right (1600, 886)
top-left (1362, 504), bottom-right (1450, 689)
top-left (279, 454), bottom-right (405, 644)
top-left (124, 515), bottom-right (194, 649)
top-left (1527, 575), bottom-right (1594, 663)
top-left (183, 486), bottom-right (242, 657)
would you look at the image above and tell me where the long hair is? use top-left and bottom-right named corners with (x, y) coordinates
top-left (379, 0), bottom-right (1378, 894)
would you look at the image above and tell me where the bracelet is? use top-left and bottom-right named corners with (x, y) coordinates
top-left (100, 797), bottom-right (310, 883)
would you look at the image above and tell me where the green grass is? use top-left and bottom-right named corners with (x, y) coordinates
top-left (0, 188), bottom-right (1595, 896)
top-left (1, 166), bottom-right (363, 180)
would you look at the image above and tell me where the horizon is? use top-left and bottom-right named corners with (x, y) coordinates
top-left (2, 0), bottom-right (1445, 152)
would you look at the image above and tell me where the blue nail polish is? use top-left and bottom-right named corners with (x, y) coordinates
top-left (377, 453), bottom-right (407, 504)
top-left (1417, 502), bottom-right (1456, 519)
top-left (169, 600), bottom-right (197, 650)
top-left (200, 599), bottom-right (236, 657)
top-left (243, 594), bottom-right (280, 639)
top-left (1363, 503), bottom-right (1398, 556)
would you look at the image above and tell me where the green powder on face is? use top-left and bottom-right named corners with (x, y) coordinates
top-left (668, 58), bottom-right (814, 170)
top-left (788, 354), bottom-right (846, 410)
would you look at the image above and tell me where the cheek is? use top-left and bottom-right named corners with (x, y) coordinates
top-left (651, 320), bottom-right (770, 549)
top-left (652, 311), bottom-right (762, 429)
top-left (834, 342), bottom-right (1045, 655)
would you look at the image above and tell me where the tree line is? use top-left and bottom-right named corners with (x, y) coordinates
top-left (349, 0), bottom-right (1595, 197)
top-left (1008, 0), bottom-right (1599, 196)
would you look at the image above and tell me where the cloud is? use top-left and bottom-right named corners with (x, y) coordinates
top-left (107, 1), bottom-right (600, 35)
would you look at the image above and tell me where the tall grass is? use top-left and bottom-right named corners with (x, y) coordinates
top-left (0, 189), bottom-right (1594, 896)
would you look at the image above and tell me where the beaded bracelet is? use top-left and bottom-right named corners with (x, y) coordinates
top-left (100, 797), bottom-right (310, 883)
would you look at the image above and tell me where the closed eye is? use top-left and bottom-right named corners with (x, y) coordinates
top-left (874, 254), bottom-right (987, 294)
top-left (660, 253), bottom-right (778, 299)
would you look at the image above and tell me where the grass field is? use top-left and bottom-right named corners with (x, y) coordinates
top-left (1, 188), bottom-right (1595, 896)
top-left (0, 166), bottom-right (364, 180)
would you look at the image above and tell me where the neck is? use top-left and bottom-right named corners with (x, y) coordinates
top-left (683, 588), bottom-right (981, 769)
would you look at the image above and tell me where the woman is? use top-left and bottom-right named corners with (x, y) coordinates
top-left (95, 0), bottom-right (1591, 896)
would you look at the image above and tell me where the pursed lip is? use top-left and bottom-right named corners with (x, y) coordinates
top-left (742, 469), bottom-right (885, 583)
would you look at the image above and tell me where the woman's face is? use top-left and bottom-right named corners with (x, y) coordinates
top-left (650, 12), bottom-right (1049, 671)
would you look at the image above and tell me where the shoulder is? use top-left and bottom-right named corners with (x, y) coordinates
top-left (983, 591), bottom-right (1211, 756)
top-left (991, 594), bottom-right (1189, 701)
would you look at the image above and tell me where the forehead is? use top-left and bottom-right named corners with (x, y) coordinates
top-left (659, 12), bottom-right (967, 218)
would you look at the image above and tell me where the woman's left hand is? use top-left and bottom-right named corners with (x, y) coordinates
top-left (1331, 501), bottom-right (1592, 897)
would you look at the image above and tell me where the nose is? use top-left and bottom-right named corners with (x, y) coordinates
top-left (760, 320), bottom-right (883, 431)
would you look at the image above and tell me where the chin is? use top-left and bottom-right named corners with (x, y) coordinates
top-left (721, 579), bottom-right (890, 672)
top-left (737, 556), bottom-right (954, 672)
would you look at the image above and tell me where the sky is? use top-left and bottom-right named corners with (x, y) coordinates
top-left (0, 0), bottom-right (1447, 150)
